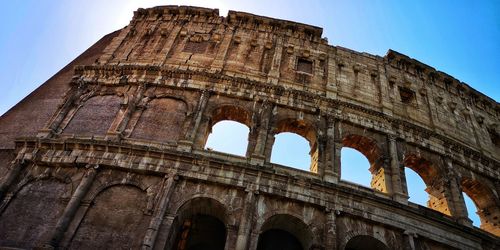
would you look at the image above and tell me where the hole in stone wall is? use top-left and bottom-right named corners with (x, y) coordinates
top-left (463, 192), bottom-right (481, 227)
top-left (398, 86), bottom-right (415, 104)
top-left (405, 167), bottom-right (428, 207)
top-left (487, 127), bottom-right (499, 147)
top-left (297, 58), bottom-right (313, 74)
top-left (205, 120), bottom-right (249, 156)
top-left (271, 132), bottom-right (311, 172)
top-left (340, 147), bottom-right (372, 187)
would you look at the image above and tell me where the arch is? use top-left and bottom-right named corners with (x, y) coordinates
top-left (0, 179), bottom-right (69, 248)
top-left (340, 147), bottom-right (372, 188)
top-left (404, 167), bottom-right (428, 206)
top-left (210, 104), bottom-right (252, 127)
top-left (461, 177), bottom-right (500, 235)
top-left (256, 214), bottom-right (313, 250)
top-left (168, 197), bottom-right (229, 250)
top-left (86, 178), bottom-right (150, 203)
top-left (63, 95), bottom-right (122, 136)
top-left (344, 235), bottom-right (390, 250)
top-left (202, 105), bottom-right (252, 156)
top-left (205, 120), bottom-right (250, 156)
top-left (271, 118), bottom-right (318, 172)
top-left (341, 134), bottom-right (387, 192)
top-left (403, 154), bottom-right (451, 215)
top-left (69, 184), bottom-right (149, 249)
top-left (131, 97), bottom-right (188, 142)
top-left (271, 132), bottom-right (311, 171)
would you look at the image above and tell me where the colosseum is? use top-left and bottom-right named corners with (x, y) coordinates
top-left (0, 5), bottom-right (498, 250)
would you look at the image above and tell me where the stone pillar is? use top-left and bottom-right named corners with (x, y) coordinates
top-left (333, 141), bottom-right (342, 181)
top-left (211, 28), bottom-right (235, 71)
top-left (324, 208), bottom-right (337, 250)
top-left (48, 165), bottom-right (98, 247)
top-left (247, 232), bottom-right (260, 250)
top-left (250, 103), bottom-right (273, 166)
top-left (388, 135), bottom-right (408, 203)
top-left (114, 85), bottom-right (145, 135)
top-left (156, 24), bottom-right (182, 63)
top-left (443, 157), bottom-right (471, 226)
top-left (178, 90), bottom-right (211, 151)
top-left (0, 160), bottom-right (27, 202)
top-left (323, 118), bottom-right (339, 183)
top-left (235, 190), bottom-right (257, 250)
top-left (142, 174), bottom-right (177, 250)
top-left (403, 230), bottom-right (417, 250)
top-left (267, 36), bottom-right (283, 84)
top-left (153, 214), bottom-right (176, 250)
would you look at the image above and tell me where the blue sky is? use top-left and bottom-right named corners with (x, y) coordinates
top-left (2, 0), bottom-right (497, 227)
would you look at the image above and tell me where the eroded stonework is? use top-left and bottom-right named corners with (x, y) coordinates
top-left (0, 5), bottom-right (498, 250)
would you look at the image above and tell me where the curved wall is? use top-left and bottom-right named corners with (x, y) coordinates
top-left (0, 5), bottom-right (498, 250)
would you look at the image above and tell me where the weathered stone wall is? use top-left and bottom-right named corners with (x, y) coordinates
top-left (0, 5), bottom-right (498, 250)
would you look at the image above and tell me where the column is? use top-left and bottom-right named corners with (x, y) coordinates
top-left (443, 157), bottom-right (471, 226)
top-left (266, 36), bottom-right (283, 84)
top-left (323, 118), bottom-right (339, 183)
top-left (324, 208), bottom-right (337, 250)
top-left (235, 190), bottom-right (257, 250)
top-left (210, 28), bottom-right (235, 71)
top-left (403, 230), bottom-right (417, 250)
top-left (178, 90), bottom-right (211, 151)
top-left (250, 103), bottom-right (273, 166)
top-left (141, 175), bottom-right (177, 250)
top-left (48, 165), bottom-right (98, 247)
top-left (388, 135), bottom-right (408, 203)
top-left (0, 160), bottom-right (27, 202)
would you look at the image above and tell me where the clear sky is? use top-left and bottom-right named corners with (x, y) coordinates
top-left (2, 0), bottom-right (496, 227)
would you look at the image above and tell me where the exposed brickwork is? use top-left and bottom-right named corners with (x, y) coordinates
top-left (0, 5), bottom-right (498, 250)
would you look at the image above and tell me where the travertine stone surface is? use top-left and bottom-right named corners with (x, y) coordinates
top-left (0, 5), bottom-right (498, 250)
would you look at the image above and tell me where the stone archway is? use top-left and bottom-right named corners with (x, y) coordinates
top-left (344, 235), bottom-right (389, 250)
top-left (256, 214), bottom-right (313, 250)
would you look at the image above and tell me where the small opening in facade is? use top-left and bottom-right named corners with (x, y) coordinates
top-left (297, 58), bottom-right (313, 74)
top-left (398, 86), bottom-right (415, 103)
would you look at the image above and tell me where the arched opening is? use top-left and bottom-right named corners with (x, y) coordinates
top-left (461, 177), bottom-right (500, 235)
top-left (271, 132), bottom-right (311, 171)
top-left (340, 147), bottom-right (371, 188)
top-left (256, 214), bottom-right (312, 250)
top-left (403, 154), bottom-right (451, 215)
top-left (205, 120), bottom-right (250, 156)
top-left (175, 214), bottom-right (226, 250)
top-left (203, 105), bottom-right (252, 157)
top-left (169, 197), bottom-right (228, 250)
top-left (345, 235), bottom-right (389, 250)
top-left (405, 167), bottom-right (428, 206)
top-left (271, 119), bottom-right (318, 173)
top-left (257, 229), bottom-right (303, 250)
top-left (462, 192), bottom-right (480, 227)
top-left (341, 134), bottom-right (387, 192)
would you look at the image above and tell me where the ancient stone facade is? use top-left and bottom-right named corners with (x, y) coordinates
top-left (0, 5), bottom-right (499, 250)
